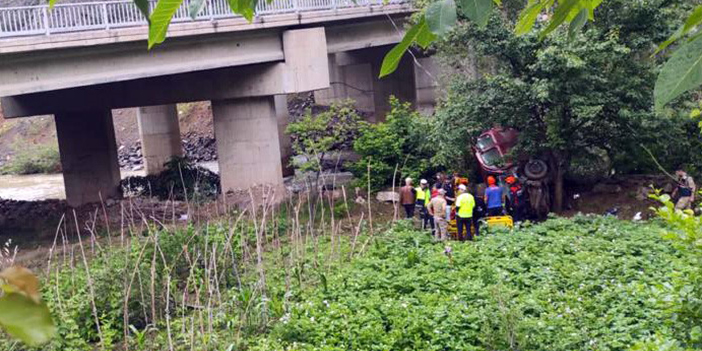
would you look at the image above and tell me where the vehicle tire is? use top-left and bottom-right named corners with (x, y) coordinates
top-left (524, 159), bottom-right (548, 180)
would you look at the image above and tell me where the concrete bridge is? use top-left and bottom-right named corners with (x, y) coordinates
top-left (0, 0), bottom-right (438, 206)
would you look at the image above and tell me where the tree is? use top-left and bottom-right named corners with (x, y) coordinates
top-left (352, 97), bottom-right (437, 190)
top-left (433, 4), bottom-right (664, 211)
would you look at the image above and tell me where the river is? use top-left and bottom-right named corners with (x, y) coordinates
top-left (0, 162), bottom-right (220, 201)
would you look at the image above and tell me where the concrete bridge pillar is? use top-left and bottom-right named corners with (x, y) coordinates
top-left (212, 96), bottom-right (284, 193)
top-left (137, 104), bottom-right (183, 175)
top-left (370, 53), bottom-right (417, 121)
top-left (55, 109), bottom-right (121, 207)
top-left (314, 50), bottom-right (418, 122)
top-left (413, 57), bottom-right (440, 115)
top-left (275, 95), bottom-right (295, 177)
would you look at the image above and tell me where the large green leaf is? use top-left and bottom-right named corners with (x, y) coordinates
top-left (459, 0), bottom-right (494, 28)
top-left (380, 18), bottom-right (435, 78)
top-left (134, 0), bottom-right (151, 22)
top-left (515, 0), bottom-right (547, 35)
top-left (539, 0), bottom-right (580, 39)
top-left (0, 292), bottom-right (55, 346)
top-left (188, 0), bottom-right (207, 19)
top-left (148, 0), bottom-right (185, 49)
top-left (227, 0), bottom-right (257, 22)
top-left (568, 8), bottom-right (588, 40)
top-left (655, 34), bottom-right (702, 110)
top-left (426, 0), bottom-right (457, 36)
top-left (657, 5), bottom-right (702, 54)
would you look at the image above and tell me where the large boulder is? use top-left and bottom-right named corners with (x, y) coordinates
top-left (376, 191), bottom-right (400, 203)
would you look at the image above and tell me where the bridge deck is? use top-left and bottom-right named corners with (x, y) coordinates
top-left (0, 0), bottom-right (411, 53)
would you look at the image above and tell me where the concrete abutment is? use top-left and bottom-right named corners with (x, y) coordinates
top-left (55, 109), bottom-right (121, 207)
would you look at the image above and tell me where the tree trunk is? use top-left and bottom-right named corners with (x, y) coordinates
top-left (553, 164), bottom-right (565, 213)
top-left (549, 151), bottom-right (566, 213)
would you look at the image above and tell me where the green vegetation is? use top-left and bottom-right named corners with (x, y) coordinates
top-left (6, 208), bottom-right (702, 350)
top-left (0, 144), bottom-right (61, 175)
top-left (252, 217), bottom-right (682, 350)
top-left (287, 100), bottom-right (366, 174)
top-left (121, 156), bottom-right (220, 201)
top-left (351, 97), bottom-right (436, 190)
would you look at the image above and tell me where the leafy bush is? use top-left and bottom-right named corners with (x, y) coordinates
top-left (1, 144), bottom-right (61, 175)
top-left (352, 97), bottom-right (437, 190)
top-left (286, 100), bottom-right (366, 173)
top-left (250, 216), bottom-right (680, 351)
top-left (121, 156), bottom-right (219, 202)
top-left (649, 193), bottom-right (702, 348)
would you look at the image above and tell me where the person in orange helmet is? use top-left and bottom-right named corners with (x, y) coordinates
top-left (484, 176), bottom-right (504, 216)
top-left (505, 175), bottom-right (526, 222)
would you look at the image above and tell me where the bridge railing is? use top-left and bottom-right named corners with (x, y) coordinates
top-left (0, 0), bottom-right (407, 38)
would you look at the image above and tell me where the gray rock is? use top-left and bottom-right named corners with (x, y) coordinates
top-left (635, 186), bottom-right (651, 201)
top-left (376, 191), bottom-right (400, 203)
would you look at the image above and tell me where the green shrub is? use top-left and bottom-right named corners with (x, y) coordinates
top-left (286, 100), bottom-right (366, 173)
top-left (1, 144), bottom-right (61, 175)
top-left (352, 96), bottom-right (437, 190)
top-left (251, 216), bottom-right (681, 351)
top-left (121, 156), bottom-right (220, 202)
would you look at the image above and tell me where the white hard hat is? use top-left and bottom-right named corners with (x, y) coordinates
top-left (420, 179), bottom-right (428, 185)
top-left (458, 184), bottom-right (467, 191)
top-left (405, 177), bottom-right (412, 182)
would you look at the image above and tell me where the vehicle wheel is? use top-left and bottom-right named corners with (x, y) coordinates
top-left (524, 159), bottom-right (548, 180)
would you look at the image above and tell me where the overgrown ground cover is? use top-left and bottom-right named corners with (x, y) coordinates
top-left (250, 217), bottom-right (681, 351)
top-left (3, 208), bottom-right (692, 351)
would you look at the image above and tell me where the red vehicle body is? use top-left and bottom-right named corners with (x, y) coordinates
top-left (473, 127), bottom-right (519, 176)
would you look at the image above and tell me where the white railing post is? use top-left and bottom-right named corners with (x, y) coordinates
top-left (42, 6), bottom-right (50, 35)
top-left (102, 3), bottom-right (110, 30)
top-left (0, 0), bottom-right (409, 38)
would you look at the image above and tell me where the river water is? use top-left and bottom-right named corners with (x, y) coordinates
top-left (0, 162), bottom-right (220, 202)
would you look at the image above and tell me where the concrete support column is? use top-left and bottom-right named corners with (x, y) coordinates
top-left (275, 95), bottom-right (295, 177)
top-left (55, 109), bottom-right (121, 207)
top-left (414, 57), bottom-right (440, 115)
top-left (370, 53), bottom-right (417, 120)
top-left (212, 96), bottom-right (284, 193)
top-left (314, 53), bottom-right (374, 114)
top-left (137, 104), bottom-right (182, 175)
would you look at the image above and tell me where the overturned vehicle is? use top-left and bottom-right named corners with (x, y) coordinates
top-left (473, 127), bottom-right (551, 219)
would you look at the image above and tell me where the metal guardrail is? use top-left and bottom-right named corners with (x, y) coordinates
top-left (0, 0), bottom-right (407, 38)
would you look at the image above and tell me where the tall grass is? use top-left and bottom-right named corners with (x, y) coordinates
top-left (4, 178), bottom-right (382, 351)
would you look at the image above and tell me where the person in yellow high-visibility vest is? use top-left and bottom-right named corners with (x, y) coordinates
top-left (415, 179), bottom-right (434, 233)
top-left (455, 184), bottom-right (476, 241)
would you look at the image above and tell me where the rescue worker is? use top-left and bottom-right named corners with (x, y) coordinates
top-left (428, 189), bottom-right (448, 241)
top-left (399, 177), bottom-right (416, 219)
top-left (484, 176), bottom-right (504, 216)
top-left (672, 169), bottom-right (696, 210)
top-left (443, 175), bottom-right (456, 220)
top-left (455, 184), bottom-right (476, 241)
top-left (472, 183), bottom-right (486, 237)
top-left (505, 176), bottom-right (526, 222)
top-left (415, 179), bottom-right (433, 232)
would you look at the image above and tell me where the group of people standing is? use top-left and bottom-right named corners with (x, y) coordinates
top-left (399, 172), bottom-right (528, 242)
